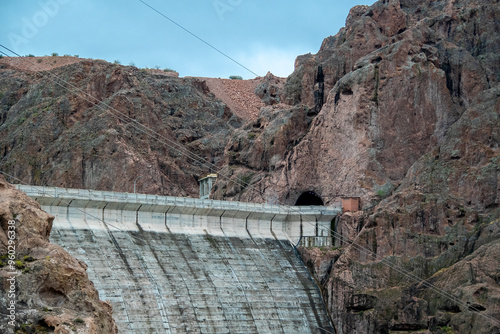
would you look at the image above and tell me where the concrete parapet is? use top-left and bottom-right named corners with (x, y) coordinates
top-left (17, 185), bottom-right (341, 245)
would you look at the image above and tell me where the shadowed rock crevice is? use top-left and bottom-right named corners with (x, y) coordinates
top-left (312, 65), bottom-right (325, 115)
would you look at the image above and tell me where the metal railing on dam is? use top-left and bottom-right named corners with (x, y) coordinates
top-left (17, 185), bottom-right (340, 334)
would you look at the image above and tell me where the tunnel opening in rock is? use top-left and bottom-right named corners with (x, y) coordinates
top-left (295, 191), bottom-right (324, 206)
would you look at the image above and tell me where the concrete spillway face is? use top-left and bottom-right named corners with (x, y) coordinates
top-left (28, 186), bottom-right (336, 334)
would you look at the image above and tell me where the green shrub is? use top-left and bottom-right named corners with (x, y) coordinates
top-left (438, 326), bottom-right (454, 334)
top-left (17, 116), bottom-right (27, 125)
top-left (229, 75), bottom-right (243, 80)
top-left (51, 52), bottom-right (58, 57)
top-left (114, 60), bottom-right (121, 65)
top-left (26, 54), bottom-right (35, 57)
top-left (240, 172), bottom-right (255, 188)
top-left (15, 260), bottom-right (25, 269)
top-left (24, 255), bottom-right (36, 262)
top-left (163, 68), bottom-right (175, 72)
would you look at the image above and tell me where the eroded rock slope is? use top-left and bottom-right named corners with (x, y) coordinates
top-left (0, 59), bottom-right (241, 196)
top-left (0, 176), bottom-right (117, 333)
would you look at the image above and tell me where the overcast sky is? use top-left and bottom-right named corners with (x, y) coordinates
top-left (1, 0), bottom-right (376, 79)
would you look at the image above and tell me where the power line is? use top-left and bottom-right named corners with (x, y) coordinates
top-left (328, 227), bottom-right (500, 326)
top-left (0, 43), bottom-right (251, 193)
top-left (137, 0), bottom-right (260, 78)
top-left (1, 46), bottom-right (498, 328)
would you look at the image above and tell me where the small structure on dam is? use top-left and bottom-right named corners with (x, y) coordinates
top-left (17, 185), bottom-right (341, 334)
top-left (198, 174), bottom-right (217, 200)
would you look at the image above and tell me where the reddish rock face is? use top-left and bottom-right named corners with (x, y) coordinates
top-left (284, 0), bottom-right (500, 332)
top-left (212, 0), bottom-right (500, 332)
top-left (0, 0), bottom-right (499, 332)
top-left (0, 59), bottom-right (243, 197)
top-left (0, 176), bottom-right (117, 333)
top-left (217, 0), bottom-right (498, 210)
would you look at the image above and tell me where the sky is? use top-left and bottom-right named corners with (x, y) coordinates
top-left (1, 0), bottom-right (376, 79)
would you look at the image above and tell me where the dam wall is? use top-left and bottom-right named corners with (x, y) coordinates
top-left (17, 185), bottom-right (340, 334)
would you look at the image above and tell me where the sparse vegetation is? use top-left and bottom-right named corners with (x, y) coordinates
top-left (37, 58), bottom-right (43, 63)
top-left (129, 61), bottom-right (136, 67)
top-left (24, 255), bottom-right (36, 262)
top-left (154, 65), bottom-right (161, 70)
top-left (163, 68), bottom-right (175, 72)
top-left (438, 326), bottom-right (455, 334)
top-left (229, 75), bottom-right (243, 80)
top-left (51, 52), bottom-right (58, 57)
top-left (15, 260), bottom-right (25, 269)
top-left (114, 60), bottom-right (121, 65)
top-left (26, 54), bottom-right (35, 57)
top-left (74, 55), bottom-right (79, 58)
top-left (74, 318), bottom-right (85, 324)
top-left (239, 172), bottom-right (255, 188)
top-left (18, 322), bottom-right (51, 333)
top-left (17, 116), bottom-right (27, 125)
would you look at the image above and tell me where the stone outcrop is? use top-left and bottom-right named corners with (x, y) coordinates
top-left (254, 72), bottom-right (286, 106)
top-left (0, 59), bottom-right (242, 197)
top-left (0, 175), bottom-right (117, 333)
top-left (208, 0), bottom-right (498, 207)
top-left (222, 0), bottom-right (499, 208)
top-left (285, 0), bottom-right (500, 332)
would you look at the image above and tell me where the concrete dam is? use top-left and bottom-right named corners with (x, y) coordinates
top-left (17, 185), bottom-right (341, 334)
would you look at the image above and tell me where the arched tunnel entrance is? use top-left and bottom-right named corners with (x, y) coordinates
top-left (295, 191), bottom-right (324, 206)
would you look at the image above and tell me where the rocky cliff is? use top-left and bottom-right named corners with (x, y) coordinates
top-left (0, 57), bottom-right (242, 196)
top-left (216, 0), bottom-right (499, 208)
top-left (289, 0), bottom-right (500, 332)
top-left (1, 0), bottom-right (499, 332)
top-left (211, 0), bottom-right (500, 332)
top-left (0, 175), bottom-right (117, 333)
